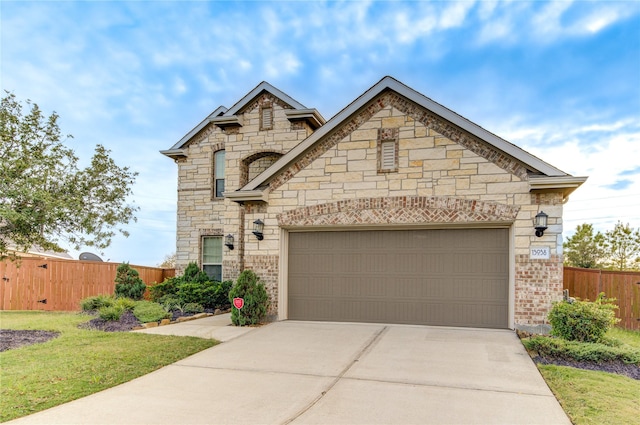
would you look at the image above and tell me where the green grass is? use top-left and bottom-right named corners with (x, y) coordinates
top-left (0, 311), bottom-right (218, 422)
top-left (530, 327), bottom-right (640, 425)
top-left (539, 365), bottom-right (640, 425)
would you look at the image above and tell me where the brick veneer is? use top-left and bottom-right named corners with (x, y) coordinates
top-left (515, 254), bottom-right (564, 325)
top-left (278, 196), bottom-right (520, 227)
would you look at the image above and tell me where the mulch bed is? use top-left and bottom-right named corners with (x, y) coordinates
top-left (0, 329), bottom-right (60, 352)
top-left (532, 355), bottom-right (640, 380)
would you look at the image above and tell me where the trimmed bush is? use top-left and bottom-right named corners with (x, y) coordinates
top-left (548, 293), bottom-right (620, 343)
top-left (133, 301), bottom-right (171, 323)
top-left (114, 263), bottom-right (147, 300)
top-left (114, 297), bottom-right (136, 311)
top-left (80, 294), bottom-right (115, 312)
top-left (149, 278), bottom-right (179, 302)
top-left (151, 262), bottom-right (232, 309)
top-left (183, 302), bottom-right (204, 314)
top-left (523, 335), bottom-right (640, 365)
top-left (98, 305), bottom-right (124, 321)
top-left (229, 270), bottom-right (269, 326)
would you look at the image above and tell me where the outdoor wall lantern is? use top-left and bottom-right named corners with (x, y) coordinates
top-left (534, 211), bottom-right (549, 237)
top-left (252, 219), bottom-right (264, 241)
top-left (224, 234), bottom-right (234, 250)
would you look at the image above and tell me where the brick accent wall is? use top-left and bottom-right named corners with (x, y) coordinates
top-left (244, 254), bottom-right (279, 316)
top-left (278, 196), bottom-right (520, 227)
top-left (515, 254), bottom-right (564, 325)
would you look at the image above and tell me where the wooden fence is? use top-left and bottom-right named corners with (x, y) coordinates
top-left (0, 257), bottom-right (175, 311)
top-left (564, 266), bottom-right (640, 331)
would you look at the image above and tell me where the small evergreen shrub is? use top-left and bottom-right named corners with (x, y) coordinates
top-left (80, 294), bottom-right (115, 312)
top-left (183, 302), bottom-right (204, 314)
top-left (133, 301), bottom-right (171, 323)
top-left (98, 305), bottom-right (124, 321)
top-left (229, 270), bottom-right (269, 326)
top-left (159, 295), bottom-right (183, 312)
top-left (115, 297), bottom-right (136, 311)
top-left (114, 263), bottom-right (147, 300)
top-left (523, 335), bottom-right (640, 365)
top-left (548, 293), bottom-right (620, 343)
top-left (149, 278), bottom-right (179, 302)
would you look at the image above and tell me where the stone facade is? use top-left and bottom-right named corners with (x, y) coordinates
top-left (164, 78), bottom-right (583, 328)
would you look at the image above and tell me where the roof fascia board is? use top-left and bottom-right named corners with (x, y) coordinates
top-left (160, 148), bottom-right (186, 160)
top-left (166, 106), bottom-right (228, 151)
top-left (224, 189), bottom-right (268, 203)
top-left (241, 76), bottom-right (569, 192)
top-left (529, 175), bottom-right (588, 199)
top-left (224, 81), bottom-right (307, 116)
top-left (284, 109), bottom-right (326, 129)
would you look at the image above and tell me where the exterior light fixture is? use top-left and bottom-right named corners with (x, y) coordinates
top-left (224, 234), bottom-right (234, 250)
top-left (252, 219), bottom-right (264, 241)
top-left (534, 211), bottom-right (549, 237)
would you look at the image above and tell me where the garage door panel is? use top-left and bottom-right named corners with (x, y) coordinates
top-left (288, 229), bottom-right (509, 328)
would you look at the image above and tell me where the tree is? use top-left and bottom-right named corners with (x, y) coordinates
top-left (157, 252), bottom-right (176, 268)
top-left (0, 91), bottom-right (138, 259)
top-left (563, 223), bottom-right (605, 268)
top-left (602, 221), bottom-right (640, 271)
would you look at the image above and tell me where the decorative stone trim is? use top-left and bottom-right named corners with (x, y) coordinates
top-left (240, 150), bottom-right (285, 187)
top-left (199, 228), bottom-right (224, 236)
top-left (268, 92), bottom-right (529, 191)
top-left (277, 196), bottom-right (520, 227)
top-left (240, 93), bottom-right (293, 115)
top-left (531, 192), bottom-right (563, 205)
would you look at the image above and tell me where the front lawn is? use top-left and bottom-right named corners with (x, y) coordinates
top-left (0, 311), bottom-right (218, 422)
top-left (524, 327), bottom-right (640, 425)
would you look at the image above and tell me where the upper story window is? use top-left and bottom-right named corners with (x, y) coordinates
top-left (213, 150), bottom-right (225, 198)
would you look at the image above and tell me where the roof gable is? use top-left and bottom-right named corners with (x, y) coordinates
top-left (162, 82), bottom-right (316, 158)
top-left (239, 76), bottom-right (582, 194)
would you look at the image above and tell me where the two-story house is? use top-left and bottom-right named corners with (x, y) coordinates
top-left (162, 76), bottom-right (586, 331)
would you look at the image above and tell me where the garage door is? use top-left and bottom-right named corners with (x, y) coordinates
top-left (288, 228), bottom-right (509, 328)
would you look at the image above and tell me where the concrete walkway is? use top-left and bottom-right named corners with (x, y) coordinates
top-left (132, 313), bottom-right (255, 342)
top-left (9, 320), bottom-right (571, 425)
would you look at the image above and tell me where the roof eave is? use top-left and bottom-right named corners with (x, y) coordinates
top-left (529, 176), bottom-right (588, 199)
top-left (241, 76), bottom-right (572, 191)
top-left (160, 148), bottom-right (187, 160)
top-left (284, 109), bottom-right (326, 129)
top-left (224, 189), bottom-right (268, 203)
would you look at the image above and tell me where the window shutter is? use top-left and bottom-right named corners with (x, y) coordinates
top-left (381, 140), bottom-right (396, 169)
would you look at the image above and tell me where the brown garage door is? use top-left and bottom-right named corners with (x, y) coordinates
top-left (288, 228), bottom-right (509, 328)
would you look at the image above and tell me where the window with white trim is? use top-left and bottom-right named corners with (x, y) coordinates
top-left (202, 236), bottom-right (223, 282)
top-left (213, 150), bottom-right (225, 198)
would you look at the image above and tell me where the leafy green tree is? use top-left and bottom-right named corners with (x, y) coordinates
top-left (0, 92), bottom-right (138, 258)
top-left (602, 221), bottom-right (640, 271)
top-left (563, 223), bottom-right (605, 268)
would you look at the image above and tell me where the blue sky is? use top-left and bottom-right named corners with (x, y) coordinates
top-left (2, 1), bottom-right (639, 266)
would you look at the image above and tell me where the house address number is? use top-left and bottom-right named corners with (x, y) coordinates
top-left (530, 246), bottom-right (550, 260)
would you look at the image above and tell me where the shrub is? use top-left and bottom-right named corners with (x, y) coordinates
top-left (149, 278), bottom-right (179, 302)
top-left (133, 301), bottom-right (171, 323)
top-left (80, 294), bottom-right (115, 312)
top-left (229, 270), bottom-right (269, 326)
top-left (523, 335), bottom-right (640, 365)
top-left (158, 295), bottom-right (183, 312)
top-left (548, 293), bottom-right (620, 343)
top-left (98, 305), bottom-right (124, 321)
top-left (114, 263), bottom-right (147, 300)
top-left (183, 302), bottom-right (204, 314)
top-left (114, 297), bottom-right (136, 311)
top-left (177, 280), bottom-right (233, 309)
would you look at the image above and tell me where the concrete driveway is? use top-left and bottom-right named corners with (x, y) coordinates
top-left (9, 321), bottom-right (570, 425)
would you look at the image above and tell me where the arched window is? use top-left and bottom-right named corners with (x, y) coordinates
top-left (213, 150), bottom-right (225, 198)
